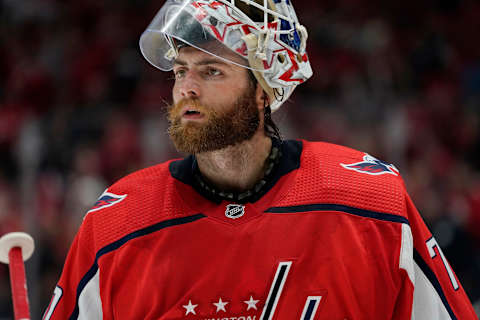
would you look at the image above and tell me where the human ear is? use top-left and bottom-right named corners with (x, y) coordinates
top-left (255, 84), bottom-right (269, 111)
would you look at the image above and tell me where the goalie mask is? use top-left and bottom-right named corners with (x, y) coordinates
top-left (139, 0), bottom-right (313, 112)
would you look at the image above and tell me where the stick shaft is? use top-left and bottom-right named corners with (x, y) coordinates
top-left (8, 247), bottom-right (31, 320)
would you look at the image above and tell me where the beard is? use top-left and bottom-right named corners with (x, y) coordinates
top-left (167, 86), bottom-right (260, 154)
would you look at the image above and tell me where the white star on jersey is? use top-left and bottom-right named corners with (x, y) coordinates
top-left (244, 296), bottom-right (259, 310)
top-left (183, 300), bottom-right (198, 315)
top-left (213, 297), bottom-right (229, 312)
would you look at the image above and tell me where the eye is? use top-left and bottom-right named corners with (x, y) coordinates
top-left (205, 67), bottom-right (222, 77)
top-left (173, 68), bottom-right (186, 79)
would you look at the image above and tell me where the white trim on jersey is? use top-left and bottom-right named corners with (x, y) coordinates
top-left (78, 268), bottom-right (103, 320)
top-left (412, 262), bottom-right (452, 320)
top-left (260, 261), bottom-right (292, 320)
top-left (399, 224), bottom-right (415, 285)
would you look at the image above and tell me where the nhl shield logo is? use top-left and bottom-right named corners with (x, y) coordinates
top-left (225, 204), bottom-right (245, 219)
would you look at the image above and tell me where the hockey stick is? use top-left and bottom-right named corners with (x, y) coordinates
top-left (0, 232), bottom-right (35, 320)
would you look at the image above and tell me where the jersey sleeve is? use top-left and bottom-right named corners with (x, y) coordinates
top-left (405, 192), bottom-right (478, 320)
top-left (42, 215), bottom-right (103, 320)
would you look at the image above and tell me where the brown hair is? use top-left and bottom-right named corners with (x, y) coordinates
top-left (247, 70), bottom-right (281, 140)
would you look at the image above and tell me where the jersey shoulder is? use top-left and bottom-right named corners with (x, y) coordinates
top-left (280, 140), bottom-right (407, 218)
top-left (81, 159), bottom-right (189, 251)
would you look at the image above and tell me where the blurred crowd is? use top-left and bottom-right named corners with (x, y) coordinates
top-left (0, 0), bottom-right (479, 318)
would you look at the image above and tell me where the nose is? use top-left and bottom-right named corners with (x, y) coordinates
top-left (176, 70), bottom-right (201, 99)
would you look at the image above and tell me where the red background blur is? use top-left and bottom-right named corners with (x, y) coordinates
top-left (0, 0), bottom-right (479, 318)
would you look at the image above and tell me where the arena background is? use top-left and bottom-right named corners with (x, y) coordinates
top-left (1, 0), bottom-right (479, 318)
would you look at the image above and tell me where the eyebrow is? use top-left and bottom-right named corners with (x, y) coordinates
top-left (173, 57), bottom-right (230, 67)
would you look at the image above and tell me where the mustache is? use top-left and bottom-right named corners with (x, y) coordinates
top-left (168, 98), bottom-right (214, 125)
top-left (168, 98), bottom-right (206, 114)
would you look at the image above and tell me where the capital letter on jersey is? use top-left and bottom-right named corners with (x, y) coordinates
top-left (300, 296), bottom-right (322, 320)
top-left (426, 237), bottom-right (459, 290)
top-left (260, 261), bottom-right (292, 320)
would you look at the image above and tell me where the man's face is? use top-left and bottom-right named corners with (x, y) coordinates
top-left (168, 47), bottom-right (261, 154)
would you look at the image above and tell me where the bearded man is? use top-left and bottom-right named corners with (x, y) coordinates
top-left (45, 0), bottom-right (477, 319)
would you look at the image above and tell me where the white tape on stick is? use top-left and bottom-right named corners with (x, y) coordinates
top-left (0, 232), bottom-right (35, 264)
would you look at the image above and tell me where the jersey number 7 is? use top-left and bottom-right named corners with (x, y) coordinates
top-left (426, 237), bottom-right (459, 291)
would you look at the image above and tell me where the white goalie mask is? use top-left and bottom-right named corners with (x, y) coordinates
top-left (139, 0), bottom-right (313, 111)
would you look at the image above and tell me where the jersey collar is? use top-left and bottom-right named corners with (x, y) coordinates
top-left (169, 139), bottom-right (302, 204)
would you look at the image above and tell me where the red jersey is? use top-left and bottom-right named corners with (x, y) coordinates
top-left (44, 140), bottom-right (478, 320)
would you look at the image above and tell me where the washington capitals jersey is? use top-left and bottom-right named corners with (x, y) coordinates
top-left (44, 140), bottom-right (478, 320)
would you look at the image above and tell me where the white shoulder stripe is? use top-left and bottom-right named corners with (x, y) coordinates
top-left (400, 224), bottom-right (414, 285)
top-left (412, 261), bottom-right (453, 319)
top-left (78, 268), bottom-right (103, 320)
